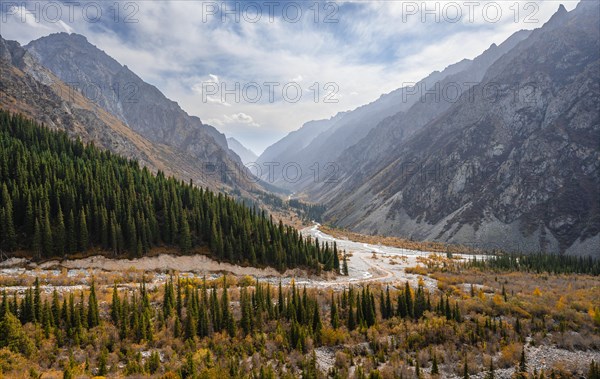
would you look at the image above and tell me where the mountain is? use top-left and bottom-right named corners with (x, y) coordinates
top-left (23, 32), bottom-right (256, 192)
top-left (306, 2), bottom-right (600, 256)
top-left (257, 112), bottom-right (346, 168)
top-left (227, 137), bottom-right (258, 166)
top-left (0, 35), bottom-right (189, 177)
top-left (258, 30), bottom-right (530, 192)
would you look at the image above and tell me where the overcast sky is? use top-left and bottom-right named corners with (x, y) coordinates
top-left (2, 0), bottom-right (579, 154)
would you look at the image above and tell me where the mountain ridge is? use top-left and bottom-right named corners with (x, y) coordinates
top-left (24, 32), bottom-right (257, 192)
top-left (305, 2), bottom-right (600, 256)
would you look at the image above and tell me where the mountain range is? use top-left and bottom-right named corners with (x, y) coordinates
top-left (1, 1), bottom-right (598, 256)
top-left (259, 1), bottom-right (600, 256)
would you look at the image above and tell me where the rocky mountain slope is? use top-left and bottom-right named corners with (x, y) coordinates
top-left (227, 137), bottom-right (258, 166)
top-left (23, 32), bottom-right (255, 191)
top-left (0, 35), bottom-right (252, 192)
top-left (259, 30), bottom-right (530, 192)
top-left (306, 2), bottom-right (600, 256)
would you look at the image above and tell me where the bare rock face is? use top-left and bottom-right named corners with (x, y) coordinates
top-left (306, 2), bottom-right (600, 256)
top-left (258, 29), bottom-right (531, 193)
top-left (24, 32), bottom-right (255, 191)
top-left (0, 35), bottom-right (251, 191)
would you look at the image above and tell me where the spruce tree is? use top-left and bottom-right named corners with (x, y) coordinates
top-left (179, 212), bottom-right (192, 253)
top-left (431, 354), bottom-right (439, 375)
top-left (87, 281), bottom-right (99, 328)
top-left (342, 253), bottom-right (349, 276)
top-left (54, 206), bottom-right (65, 256)
top-left (330, 293), bottom-right (339, 329)
top-left (78, 209), bottom-right (88, 252)
top-left (0, 186), bottom-right (16, 251)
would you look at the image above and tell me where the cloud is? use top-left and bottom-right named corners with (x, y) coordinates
top-left (224, 113), bottom-right (260, 128)
top-left (0, 0), bottom-right (581, 154)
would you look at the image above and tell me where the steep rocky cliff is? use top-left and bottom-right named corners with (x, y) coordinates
top-left (307, 2), bottom-right (600, 256)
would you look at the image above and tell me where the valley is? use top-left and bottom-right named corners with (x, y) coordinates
top-left (0, 1), bottom-right (598, 377)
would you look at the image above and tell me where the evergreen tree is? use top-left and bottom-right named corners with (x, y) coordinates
top-left (33, 219), bottom-right (43, 260)
top-left (78, 209), bottom-right (88, 252)
top-left (111, 285), bottom-right (121, 324)
top-left (518, 347), bottom-right (527, 375)
top-left (88, 280), bottom-right (100, 328)
top-left (0, 310), bottom-right (35, 357)
top-left (342, 253), bottom-right (349, 276)
top-left (0, 185), bottom-right (16, 251)
top-left (179, 212), bottom-right (192, 253)
top-left (431, 354), bottom-right (439, 375)
top-left (98, 348), bottom-right (108, 376)
top-left (330, 293), bottom-right (339, 329)
top-left (333, 242), bottom-right (340, 272)
top-left (54, 206), bottom-right (65, 255)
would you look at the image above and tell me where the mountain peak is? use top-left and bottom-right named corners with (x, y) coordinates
top-left (544, 4), bottom-right (569, 27)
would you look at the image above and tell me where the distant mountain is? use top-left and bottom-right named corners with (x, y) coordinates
top-left (257, 113), bottom-right (346, 168)
top-left (227, 137), bottom-right (258, 166)
top-left (258, 30), bottom-right (530, 192)
top-left (306, 2), bottom-right (600, 256)
top-left (23, 32), bottom-right (256, 192)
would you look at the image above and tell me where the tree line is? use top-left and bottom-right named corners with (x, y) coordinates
top-left (0, 110), bottom-right (340, 272)
top-left (464, 253), bottom-right (599, 275)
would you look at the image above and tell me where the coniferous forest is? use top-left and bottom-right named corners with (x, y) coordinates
top-left (0, 110), bottom-right (339, 272)
top-left (0, 271), bottom-right (598, 378)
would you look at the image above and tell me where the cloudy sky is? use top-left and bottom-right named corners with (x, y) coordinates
top-left (2, 0), bottom-right (579, 153)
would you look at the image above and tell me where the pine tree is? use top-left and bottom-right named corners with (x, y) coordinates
top-left (333, 242), bottom-right (340, 272)
top-left (431, 354), bottom-right (439, 375)
top-left (0, 309), bottom-right (35, 356)
top-left (519, 347), bottom-right (527, 373)
top-left (221, 277), bottom-right (235, 337)
top-left (87, 281), bottom-right (100, 328)
top-left (179, 212), bottom-right (192, 253)
top-left (111, 285), bottom-right (121, 324)
top-left (54, 206), bottom-right (65, 256)
top-left (342, 253), bottom-right (349, 276)
top-left (67, 210), bottom-right (77, 254)
top-left (98, 348), bottom-right (108, 376)
top-left (78, 209), bottom-right (88, 252)
top-left (347, 292), bottom-right (356, 331)
top-left (0, 186), bottom-right (16, 251)
top-left (51, 289), bottom-right (61, 327)
top-left (385, 287), bottom-right (392, 320)
top-left (240, 286), bottom-right (253, 336)
top-left (42, 211), bottom-right (52, 257)
top-left (31, 278), bottom-right (41, 323)
top-left (330, 293), bottom-right (339, 329)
